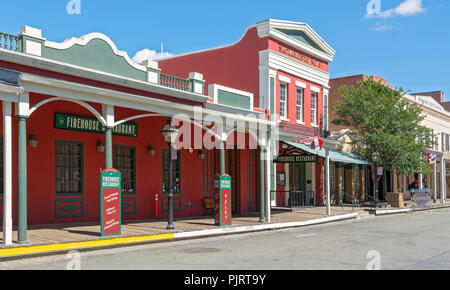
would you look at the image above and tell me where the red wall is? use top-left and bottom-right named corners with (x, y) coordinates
top-left (0, 94), bottom-right (262, 225)
top-left (159, 27), bottom-right (269, 108)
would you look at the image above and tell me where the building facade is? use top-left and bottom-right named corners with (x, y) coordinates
top-left (329, 74), bottom-right (450, 204)
top-left (159, 19), bottom-right (337, 208)
top-left (0, 25), bottom-right (282, 244)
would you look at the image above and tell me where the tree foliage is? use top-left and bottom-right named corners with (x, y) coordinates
top-left (332, 79), bottom-right (434, 193)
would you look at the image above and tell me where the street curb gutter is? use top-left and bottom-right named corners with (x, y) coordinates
top-left (0, 213), bottom-right (359, 260)
top-left (174, 212), bottom-right (360, 239)
top-left (373, 203), bottom-right (450, 216)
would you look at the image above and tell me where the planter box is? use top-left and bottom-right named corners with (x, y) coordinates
top-left (387, 192), bottom-right (404, 208)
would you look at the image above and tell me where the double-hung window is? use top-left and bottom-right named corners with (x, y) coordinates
top-left (113, 145), bottom-right (136, 194)
top-left (55, 140), bottom-right (83, 195)
top-left (296, 88), bottom-right (304, 123)
top-left (162, 149), bottom-right (181, 194)
top-left (279, 83), bottom-right (288, 119)
top-left (311, 91), bottom-right (318, 126)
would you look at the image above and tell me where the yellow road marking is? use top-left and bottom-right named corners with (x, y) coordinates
top-left (0, 233), bottom-right (174, 258)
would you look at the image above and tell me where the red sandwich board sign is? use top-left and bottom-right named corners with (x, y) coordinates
top-left (100, 168), bottom-right (122, 237)
top-left (214, 174), bottom-right (232, 227)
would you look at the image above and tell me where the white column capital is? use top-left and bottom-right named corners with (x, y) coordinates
top-left (102, 104), bottom-right (115, 128)
top-left (15, 92), bottom-right (30, 118)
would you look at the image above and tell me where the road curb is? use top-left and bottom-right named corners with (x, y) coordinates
top-left (373, 203), bottom-right (450, 216)
top-left (0, 212), bottom-right (359, 261)
top-left (174, 212), bottom-right (360, 239)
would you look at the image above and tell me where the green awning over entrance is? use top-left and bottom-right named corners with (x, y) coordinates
top-left (284, 142), bottom-right (370, 165)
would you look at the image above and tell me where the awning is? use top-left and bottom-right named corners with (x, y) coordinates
top-left (284, 142), bottom-right (370, 165)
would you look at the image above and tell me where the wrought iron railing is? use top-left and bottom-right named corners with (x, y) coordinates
top-left (0, 32), bottom-right (21, 52)
top-left (160, 73), bottom-right (193, 92)
top-left (272, 190), bottom-right (316, 208)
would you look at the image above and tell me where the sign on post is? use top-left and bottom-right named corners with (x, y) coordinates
top-left (214, 174), bottom-right (232, 227)
top-left (101, 168), bottom-right (122, 237)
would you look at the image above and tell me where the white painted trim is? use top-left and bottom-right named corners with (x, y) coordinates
top-left (2, 101), bottom-right (12, 245)
top-left (260, 50), bottom-right (330, 88)
top-left (0, 83), bottom-right (24, 99)
top-left (19, 73), bottom-right (275, 130)
top-left (15, 92), bottom-right (30, 117)
top-left (278, 74), bottom-right (291, 84)
top-left (0, 49), bottom-right (209, 103)
top-left (20, 26), bottom-right (44, 39)
top-left (102, 104), bottom-right (115, 128)
top-left (310, 85), bottom-right (321, 93)
top-left (295, 80), bottom-right (306, 88)
top-left (25, 40), bottom-right (42, 56)
top-left (45, 32), bottom-right (147, 72)
top-left (256, 19), bottom-right (335, 62)
top-left (115, 113), bottom-right (223, 142)
top-left (29, 96), bottom-right (106, 125)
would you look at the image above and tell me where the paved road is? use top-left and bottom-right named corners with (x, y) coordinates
top-left (3, 208), bottom-right (450, 270)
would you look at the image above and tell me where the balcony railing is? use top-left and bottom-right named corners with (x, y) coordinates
top-left (0, 33), bottom-right (21, 52)
top-left (160, 73), bottom-right (193, 92)
top-left (272, 190), bottom-right (316, 208)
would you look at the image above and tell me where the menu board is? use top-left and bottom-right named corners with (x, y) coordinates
top-left (214, 174), bottom-right (232, 227)
top-left (101, 168), bottom-right (122, 236)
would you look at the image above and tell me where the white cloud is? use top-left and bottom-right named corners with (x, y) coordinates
top-left (132, 48), bottom-right (174, 64)
top-left (366, 0), bottom-right (426, 19)
top-left (394, 0), bottom-right (425, 16)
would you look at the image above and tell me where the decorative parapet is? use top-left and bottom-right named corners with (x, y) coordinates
top-left (0, 32), bottom-right (22, 52)
top-left (0, 25), bottom-right (206, 96)
top-left (160, 73), bottom-right (193, 92)
top-left (188, 72), bottom-right (205, 95)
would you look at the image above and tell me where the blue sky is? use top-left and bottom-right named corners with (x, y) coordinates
top-left (3, 0), bottom-right (450, 100)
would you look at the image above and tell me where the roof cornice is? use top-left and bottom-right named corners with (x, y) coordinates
top-left (256, 19), bottom-right (335, 63)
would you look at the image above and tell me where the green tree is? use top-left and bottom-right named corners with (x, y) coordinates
top-left (332, 79), bottom-right (434, 200)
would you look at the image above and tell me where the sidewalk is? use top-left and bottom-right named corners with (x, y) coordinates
top-left (0, 206), bottom-right (362, 260)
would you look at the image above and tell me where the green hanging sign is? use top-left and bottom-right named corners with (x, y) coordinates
top-left (55, 113), bottom-right (138, 137)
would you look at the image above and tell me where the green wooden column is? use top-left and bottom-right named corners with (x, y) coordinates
top-left (18, 116), bottom-right (27, 244)
top-left (105, 127), bottom-right (113, 169)
top-left (219, 141), bottom-right (225, 175)
top-left (259, 146), bottom-right (266, 223)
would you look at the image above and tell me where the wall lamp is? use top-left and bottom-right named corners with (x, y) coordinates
top-left (198, 149), bottom-right (205, 160)
top-left (28, 134), bottom-right (38, 148)
top-left (97, 140), bottom-right (105, 153)
top-left (148, 145), bottom-right (156, 157)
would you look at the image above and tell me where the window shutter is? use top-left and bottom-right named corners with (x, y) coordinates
top-left (445, 134), bottom-right (450, 151)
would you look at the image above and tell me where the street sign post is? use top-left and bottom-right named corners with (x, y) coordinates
top-left (100, 168), bottom-right (122, 237)
top-left (214, 174), bottom-right (232, 227)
